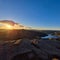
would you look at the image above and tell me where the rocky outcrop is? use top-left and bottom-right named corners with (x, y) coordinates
top-left (0, 39), bottom-right (60, 60)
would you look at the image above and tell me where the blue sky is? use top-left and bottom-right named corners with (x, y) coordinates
top-left (0, 0), bottom-right (60, 30)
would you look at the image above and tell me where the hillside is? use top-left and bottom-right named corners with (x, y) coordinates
top-left (0, 29), bottom-right (60, 60)
top-left (0, 39), bottom-right (60, 60)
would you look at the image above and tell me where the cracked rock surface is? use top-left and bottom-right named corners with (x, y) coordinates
top-left (0, 39), bottom-right (60, 60)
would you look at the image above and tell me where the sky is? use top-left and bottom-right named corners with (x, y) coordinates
top-left (0, 0), bottom-right (60, 30)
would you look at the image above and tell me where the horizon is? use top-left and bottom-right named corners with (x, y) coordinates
top-left (0, 20), bottom-right (60, 30)
top-left (0, 0), bottom-right (60, 30)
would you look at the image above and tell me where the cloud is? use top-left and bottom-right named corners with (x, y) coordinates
top-left (0, 20), bottom-right (31, 29)
top-left (0, 20), bottom-right (15, 26)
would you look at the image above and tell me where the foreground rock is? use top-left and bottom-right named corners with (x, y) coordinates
top-left (0, 39), bottom-right (60, 60)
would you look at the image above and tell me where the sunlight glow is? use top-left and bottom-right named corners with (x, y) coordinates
top-left (0, 22), bottom-right (30, 30)
top-left (5, 24), bottom-right (14, 30)
top-left (0, 23), bottom-right (14, 30)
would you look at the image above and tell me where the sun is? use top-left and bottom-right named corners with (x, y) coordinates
top-left (5, 24), bottom-right (14, 30)
top-left (0, 23), bottom-right (14, 30)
